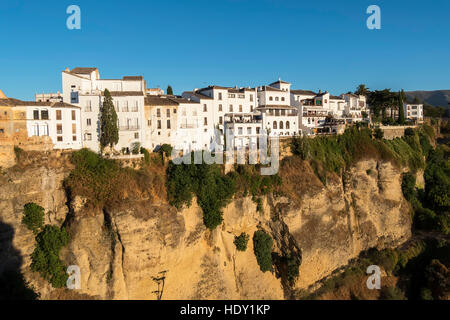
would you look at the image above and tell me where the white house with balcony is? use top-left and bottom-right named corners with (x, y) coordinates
top-left (343, 93), bottom-right (368, 122)
top-left (403, 102), bottom-right (424, 123)
top-left (26, 101), bottom-right (82, 149)
top-left (224, 113), bottom-right (263, 149)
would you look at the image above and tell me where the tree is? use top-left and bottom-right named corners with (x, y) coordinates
top-left (355, 84), bottom-right (369, 97)
top-left (398, 90), bottom-right (406, 125)
top-left (100, 89), bottom-right (119, 150)
top-left (166, 85), bottom-right (173, 95)
top-left (22, 203), bottom-right (44, 234)
top-left (253, 230), bottom-right (273, 272)
top-left (234, 233), bottom-right (250, 251)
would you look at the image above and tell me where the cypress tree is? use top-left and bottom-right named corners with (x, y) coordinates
top-left (100, 89), bottom-right (119, 150)
top-left (167, 85), bottom-right (173, 95)
top-left (398, 90), bottom-right (406, 125)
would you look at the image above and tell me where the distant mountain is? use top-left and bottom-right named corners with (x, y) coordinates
top-left (405, 90), bottom-right (450, 108)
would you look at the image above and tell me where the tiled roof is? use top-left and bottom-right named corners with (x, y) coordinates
top-left (269, 79), bottom-right (291, 86)
top-left (184, 91), bottom-right (214, 100)
top-left (291, 89), bottom-right (317, 96)
top-left (260, 86), bottom-right (283, 92)
top-left (144, 95), bottom-right (178, 106)
top-left (70, 67), bottom-right (98, 74)
top-left (0, 98), bottom-right (79, 108)
top-left (122, 76), bottom-right (144, 81)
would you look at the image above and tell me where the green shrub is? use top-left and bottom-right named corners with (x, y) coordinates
top-left (380, 287), bottom-right (407, 300)
top-left (159, 144), bottom-right (173, 158)
top-left (286, 254), bottom-right (301, 286)
top-left (22, 203), bottom-right (44, 234)
top-left (234, 233), bottom-right (249, 252)
top-left (166, 155), bottom-right (236, 230)
top-left (374, 128), bottom-right (384, 139)
top-left (30, 225), bottom-right (70, 288)
top-left (131, 142), bottom-right (141, 155)
top-left (140, 147), bottom-right (150, 165)
top-left (253, 230), bottom-right (273, 272)
top-left (65, 148), bottom-right (121, 207)
top-left (401, 173), bottom-right (416, 202)
top-left (404, 128), bottom-right (415, 137)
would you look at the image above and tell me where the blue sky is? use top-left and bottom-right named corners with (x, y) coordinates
top-left (0, 0), bottom-right (449, 100)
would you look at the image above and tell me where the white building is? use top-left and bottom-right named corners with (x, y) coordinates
top-left (343, 93), bottom-right (368, 122)
top-left (224, 113), bottom-right (262, 149)
top-left (61, 67), bottom-right (147, 152)
top-left (403, 102), bottom-right (424, 123)
top-left (25, 101), bottom-right (82, 149)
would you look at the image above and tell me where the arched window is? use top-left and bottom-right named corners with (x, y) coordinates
top-left (286, 121), bottom-right (290, 129)
top-left (269, 96), bottom-right (273, 101)
top-left (275, 97), bottom-right (279, 101)
top-left (279, 121), bottom-right (284, 129)
top-left (273, 121), bottom-right (277, 129)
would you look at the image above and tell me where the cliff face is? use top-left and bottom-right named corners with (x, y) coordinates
top-left (0, 155), bottom-right (411, 300)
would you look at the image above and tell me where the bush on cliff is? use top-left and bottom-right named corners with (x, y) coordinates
top-left (22, 203), bottom-right (44, 234)
top-left (166, 153), bottom-right (236, 230)
top-left (30, 225), bottom-right (70, 288)
top-left (253, 230), bottom-right (273, 272)
top-left (234, 233), bottom-right (249, 252)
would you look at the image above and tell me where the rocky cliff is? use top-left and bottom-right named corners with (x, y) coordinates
top-left (0, 153), bottom-right (412, 299)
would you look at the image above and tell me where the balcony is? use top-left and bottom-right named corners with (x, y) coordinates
top-left (180, 124), bottom-right (198, 129)
top-left (119, 125), bottom-right (140, 131)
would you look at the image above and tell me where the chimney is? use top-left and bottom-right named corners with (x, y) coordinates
top-left (65, 67), bottom-right (70, 72)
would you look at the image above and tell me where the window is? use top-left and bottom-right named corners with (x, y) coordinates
top-left (239, 105), bottom-right (243, 112)
top-left (85, 100), bottom-right (92, 112)
top-left (250, 105), bottom-right (253, 112)
top-left (281, 97), bottom-right (285, 102)
top-left (228, 93), bottom-right (235, 98)
top-left (279, 121), bottom-right (284, 129)
top-left (41, 110), bottom-right (49, 120)
top-left (238, 127), bottom-right (243, 135)
top-left (238, 94), bottom-right (245, 99)
top-left (173, 108), bottom-right (177, 114)
top-left (247, 127), bottom-right (252, 135)
top-left (281, 110), bottom-right (285, 116)
top-left (204, 117), bottom-right (207, 126)
top-left (167, 119), bottom-right (171, 129)
top-left (275, 109), bottom-right (280, 116)
top-left (122, 101), bottom-right (129, 112)
top-left (157, 120), bottom-right (161, 129)
top-left (72, 123), bottom-right (77, 134)
top-left (219, 104), bottom-right (223, 112)
top-left (56, 124), bottom-right (63, 135)
top-left (229, 105), bottom-right (233, 112)
top-left (157, 108), bottom-right (161, 117)
top-left (269, 96), bottom-right (273, 101)
top-left (73, 135), bottom-right (77, 141)
top-left (167, 109), bottom-right (170, 117)
top-left (134, 132), bottom-right (139, 139)
top-left (85, 133), bottom-right (92, 141)
top-left (275, 97), bottom-right (279, 101)
top-left (219, 116), bottom-right (223, 125)
top-left (71, 110), bottom-right (76, 120)
top-left (57, 136), bottom-right (63, 142)
top-left (203, 104), bottom-right (207, 112)
top-left (286, 121), bottom-right (290, 129)
top-left (218, 92), bottom-right (222, 100)
top-left (86, 118), bottom-right (91, 126)
top-left (273, 121), bottom-right (277, 129)
top-left (56, 110), bottom-right (62, 120)
top-left (256, 127), bottom-right (260, 134)
top-left (148, 119), bottom-right (151, 126)
top-left (250, 95), bottom-right (254, 102)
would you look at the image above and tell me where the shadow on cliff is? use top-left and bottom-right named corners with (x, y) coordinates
top-left (0, 219), bottom-right (39, 300)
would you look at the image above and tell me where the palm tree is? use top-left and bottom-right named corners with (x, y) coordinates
top-left (355, 84), bottom-right (369, 97)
